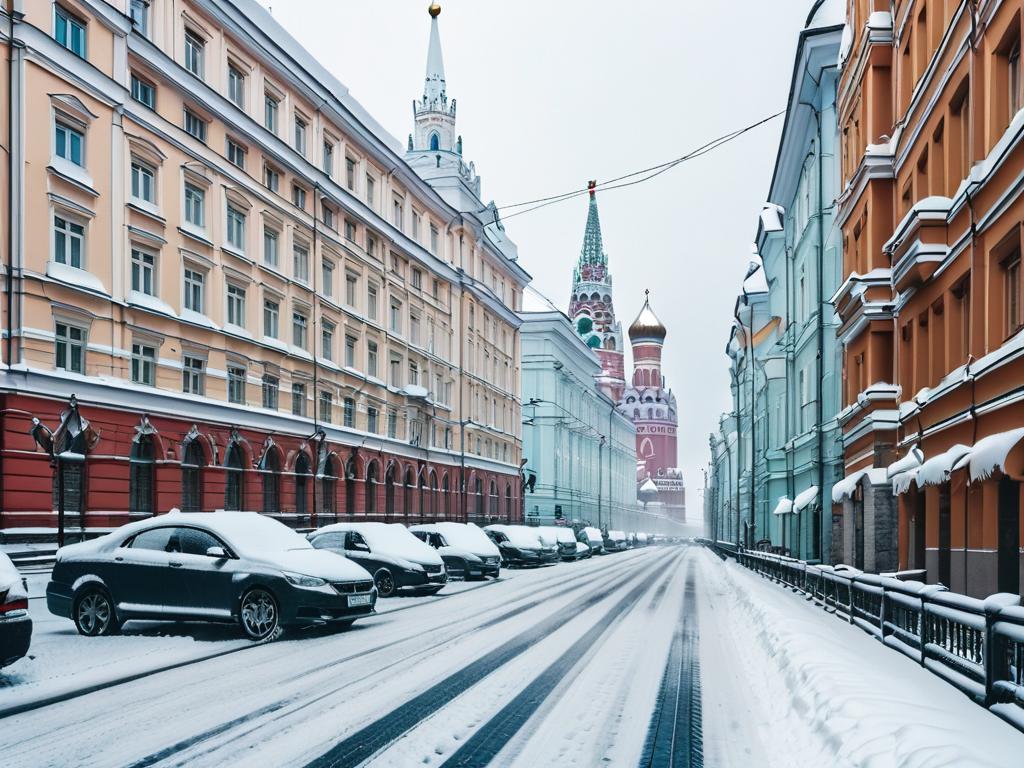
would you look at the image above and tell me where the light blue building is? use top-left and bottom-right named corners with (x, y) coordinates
top-left (518, 289), bottom-right (645, 532)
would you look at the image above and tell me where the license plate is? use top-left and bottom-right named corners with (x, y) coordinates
top-left (348, 593), bottom-right (372, 607)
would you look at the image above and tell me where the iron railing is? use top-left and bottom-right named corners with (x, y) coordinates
top-left (721, 546), bottom-right (1024, 733)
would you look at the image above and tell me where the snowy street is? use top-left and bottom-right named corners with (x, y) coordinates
top-left (3, 545), bottom-right (1024, 767)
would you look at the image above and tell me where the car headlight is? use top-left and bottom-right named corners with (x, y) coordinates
top-left (284, 572), bottom-right (328, 588)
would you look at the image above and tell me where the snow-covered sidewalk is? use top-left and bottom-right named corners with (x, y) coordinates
top-left (696, 547), bottom-right (1024, 767)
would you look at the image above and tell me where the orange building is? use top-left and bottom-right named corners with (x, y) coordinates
top-left (837, 0), bottom-right (1024, 597)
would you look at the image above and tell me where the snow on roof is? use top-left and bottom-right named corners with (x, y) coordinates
top-left (969, 428), bottom-right (1024, 482)
top-left (320, 522), bottom-right (442, 564)
top-left (639, 477), bottom-right (658, 493)
top-left (759, 203), bottom-right (784, 233)
top-left (917, 444), bottom-right (972, 487)
top-left (793, 485), bottom-right (819, 512)
top-left (607, 530), bottom-right (626, 540)
top-left (520, 285), bottom-right (562, 314)
top-left (537, 526), bottom-right (576, 544)
top-left (772, 497), bottom-right (793, 516)
top-left (410, 522), bottom-right (500, 556)
top-left (831, 468), bottom-right (887, 503)
top-left (887, 450), bottom-right (923, 479)
top-left (486, 524), bottom-right (544, 549)
top-left (892, 467), bottom-right (920, 496)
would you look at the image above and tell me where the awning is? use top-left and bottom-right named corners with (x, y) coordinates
top-left (831, 467), bottom-right (887, 503)
top-left (772, 497), bottom-right (793, 515)
top-left (969, 427), bottom-right (1024, 482)
top-left (916, 444), bottom-right (972, 487)
top-left (793, 485), bottom-right (819, 512)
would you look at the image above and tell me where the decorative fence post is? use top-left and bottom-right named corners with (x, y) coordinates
top-left (983, 593), bottom-right (1021, 707)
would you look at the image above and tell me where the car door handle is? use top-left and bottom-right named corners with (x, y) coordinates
top-left (169, 561), bottom-right (183, 568)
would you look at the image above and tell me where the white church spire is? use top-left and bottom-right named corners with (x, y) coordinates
top-left (424, 3), bottom-right (446, 106)
top-left (409, 3), bottom-right (458, 155)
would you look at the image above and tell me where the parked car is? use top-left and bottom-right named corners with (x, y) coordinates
top-left (1, 552), bottom-right (31, 669)
top-left (573, 541), bottom-right (593, 559)
top-left (46, 512), bottom-right (376, 641)
top-left (603, 530), bottom-right (629, 553)
top-left (577, 526), bottom-right (605, 555)
top-left (537, 526), bottom-right (585, 560)
top-left (484, 525), bottom-right (558, 567)
top-left (634, 532), bottom-right (649, 547)
top-left (309, 523), bottom-right (447, 597)
top-left (409, 522), bottom-right (501, 580)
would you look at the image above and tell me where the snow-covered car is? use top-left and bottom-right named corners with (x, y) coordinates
top-left (309, 523), bottom-right (447, 597)
top-left (46, 512), bottom-right (377, 641)
top-left (0, 552), bottom-right (31, 668)
top-left (536, 526), bottom-right (585, 560)
top-left (484, 525), bottom-right (558, 567)
top-left (573, 541), bottom-right (593, 559)
top-left (409, 522), bottom-right (501, 580)
top-left (635, 532), bottom-right (649, 547)
top-left (603, 530), bottom-right (628, 552)
top-left (577, 526), bottom-right (605, 555)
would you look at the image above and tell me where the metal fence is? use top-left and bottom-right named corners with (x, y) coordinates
top-left (717, 545), bottom-right (1024, 733)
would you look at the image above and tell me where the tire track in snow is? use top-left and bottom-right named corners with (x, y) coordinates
top-left (120, 551), bottom-right (665, 768)
top-left (301, 550), bottom-right (677, 768)
top-left (638, 553), bottom-right (703, 768)
top-left (438, 551), bottom-right (687, 768)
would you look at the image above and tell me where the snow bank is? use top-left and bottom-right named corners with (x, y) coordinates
top-left (969, 428), bottom-right (1024, 482)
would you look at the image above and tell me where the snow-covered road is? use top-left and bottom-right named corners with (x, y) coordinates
top-left (2, 544), bottom-right (1023, 767)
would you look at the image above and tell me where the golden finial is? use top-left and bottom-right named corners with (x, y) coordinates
top-left (428, 3), bottom-right (441, 18)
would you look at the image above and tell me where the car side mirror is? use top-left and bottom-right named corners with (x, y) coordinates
top-left (206, 546), bottom-right (228, 559)
top-left (350, 542), bottom-right (370, 553)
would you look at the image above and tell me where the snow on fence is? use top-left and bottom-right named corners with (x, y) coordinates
top-left (724, 546), bottom-right (1024, 732)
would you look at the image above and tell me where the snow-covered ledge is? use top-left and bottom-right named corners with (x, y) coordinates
top-left (46, 260), bottom-right (106, 294)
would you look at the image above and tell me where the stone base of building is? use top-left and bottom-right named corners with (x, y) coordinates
top-left (837, 481), bottom-right (898, 572)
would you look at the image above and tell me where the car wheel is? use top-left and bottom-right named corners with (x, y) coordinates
top-left (240, 588), bottom-right (282, 641)
top-left (73, 588), bottom-right (118, 637)
top-left (374, 568), bottom-right (396, 598)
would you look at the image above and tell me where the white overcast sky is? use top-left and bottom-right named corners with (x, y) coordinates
top-left (268, 0), bottom-right (814, 504)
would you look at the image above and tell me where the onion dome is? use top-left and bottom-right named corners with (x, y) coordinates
top-left (628, 290), bottom-right (667, 342)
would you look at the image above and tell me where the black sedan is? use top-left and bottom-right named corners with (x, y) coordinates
top-left (484, 525), bottom-right (559, 567)
top-left (46, 512), bottom-right (377, 641)
top-left (308, 523), bottom-right (448, 597)
top-left (1, 552), bottom-right (31, 669)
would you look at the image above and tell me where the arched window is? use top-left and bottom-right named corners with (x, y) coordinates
top-left (129, 436), bottom-right (155, 516)
top-left (224, 443), bottom-right (245, 511)
top-left (261, 449), bottom-right (280, 516)
top-left (442, 473), bottom-right (451, 519)
top-left (475, 477), bottom-right (484, 519)
top-left (590, 291), bottom-right (599, 301)
top-left (489, 479), bottom-right (498, 518)
top-left (505, 483), bottom-right (513, 522)
top-left (404, 466), bottom-right (415, 518)
top-left (345, 457), bottom-right (357, 515)
top-left (429, 132), bottom-right (440, 151)
top-left (295, 452), bottom-right (311, 524)
top-left (419, 472), bottom-right (428, 521)
top-left (430, 471), bottom-right (439, 519)
top-left (181, 439), bottom-right (205, 513)
top-left (52, 428), bottom-right (87, 523)
top-left (603, 294), bottom-right (611, 303)
top-left (605, 337), bottom-right (616, 350)
top-left (366, 461), bottom-right (378, 515)
top-left (385, 463), bottom-right (397, 517)
top-left (320, 455), bottom-right (337, 521)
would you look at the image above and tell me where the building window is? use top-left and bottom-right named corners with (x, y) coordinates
top-left (367, 340), bottom-right (378, 377)
top-left (367, 284), bottom-right (378, 321)
top-left (181, 185), bottom-right (204, 230)
top-left (343, 397), bottom-right (355, 427)
top-left (1007, 249), bottom-right (1023, 335)
top-left (227, 65), bottom-right (246, 108)
top-left (387, 409), bottom-right (397, 439)
top-left (292, 382), bottom-right (306, 416)
top-left (54, 6), bottom-right (86, 57)
top-left (263, 91), bottom-right (279, 133)
top-left (294, 115), bottom-right (307, 155)
top-left (345, 156), bottom-right (356, 190)
top-left (183, 268), bottom-right (204, 313)
top-left (411, 268), bottom-right (422, 290)
top-left (345, 272), bottom-right (358, 307)
top-left (183, 108), bottom-right (207, 142)
top-left (321, 203), bottom-right (335, 230)
top-left (292, 184), bottom-right (306, 210)
top-left (321, 322), bottom-right (334, 361)
top-left (55, 121), bottom-right (84, 167)
top-left (55, 323), bottom-right (85, 373)
top-left (227, 365), bottom-right (246, 404)
top-left (344, 219), bottom-right (357, 242)
top-left (367, 407), bottom-right (378, 434)
top-left (390, 298), bottom-right (402, 334)
top-left (430, 224), bottom-right (439, 255)
top-left (263, 298), bottom-right (279, 338)
top-left (323, 141), bottom-right (334, 175)
top-left (129, 0), bottom-right (149, 36)
top-left (321, 391), bottom-right (334, 424)
top-left (389, 355), bottom-right (402, 387)
top-left (226, 205), bottom-right (246, 250)
top-left (408, 360), bottom-right (419, 386)
top-left (131, 161), bottom-right (155, 203)
top-left (131, 248), bottom-right (155, 295)
top-left (322, 260), bottom-right (334, 298)
top-left (293, 244), bottom-right (309, 283)
top-left (1011, 41), bottom-right (1022, 118)
top-left (292, 312), bottom-right (307, 348)
top-left (366, 233), bottom-right (377, 258)
top-left (226, 284), bottom-right (246, 327)
top-left (412, 211), bottom-right (421, 240)
top-left (53, 215), bottom-right (84, 268)
top-left (130, 74), bottom-right (155, 108)
top-left (182, 355), bottom-right (205, 395)
top-left (129, 436), bottom-right (155, 516)
top-left (392, 198), bottom-right (403, 229)
top-left (410, 313), bottom-right (421, 346)
top-left (366, 175), bottom-right (375, 208)
top-left (226, 138), bottom-right (246, 170)
top-left (131, 342), bottom-right (156, 386)
top-left (262, 374), bottom-right (279, 410)
top-left (344, 334), bottom-right (356, 368)
top-left (184, 31), bottom-right (204, 78)
top-left (263, 164), bottom-right (280, 193)
top-left (263, 227), bottom-right (279, 267)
